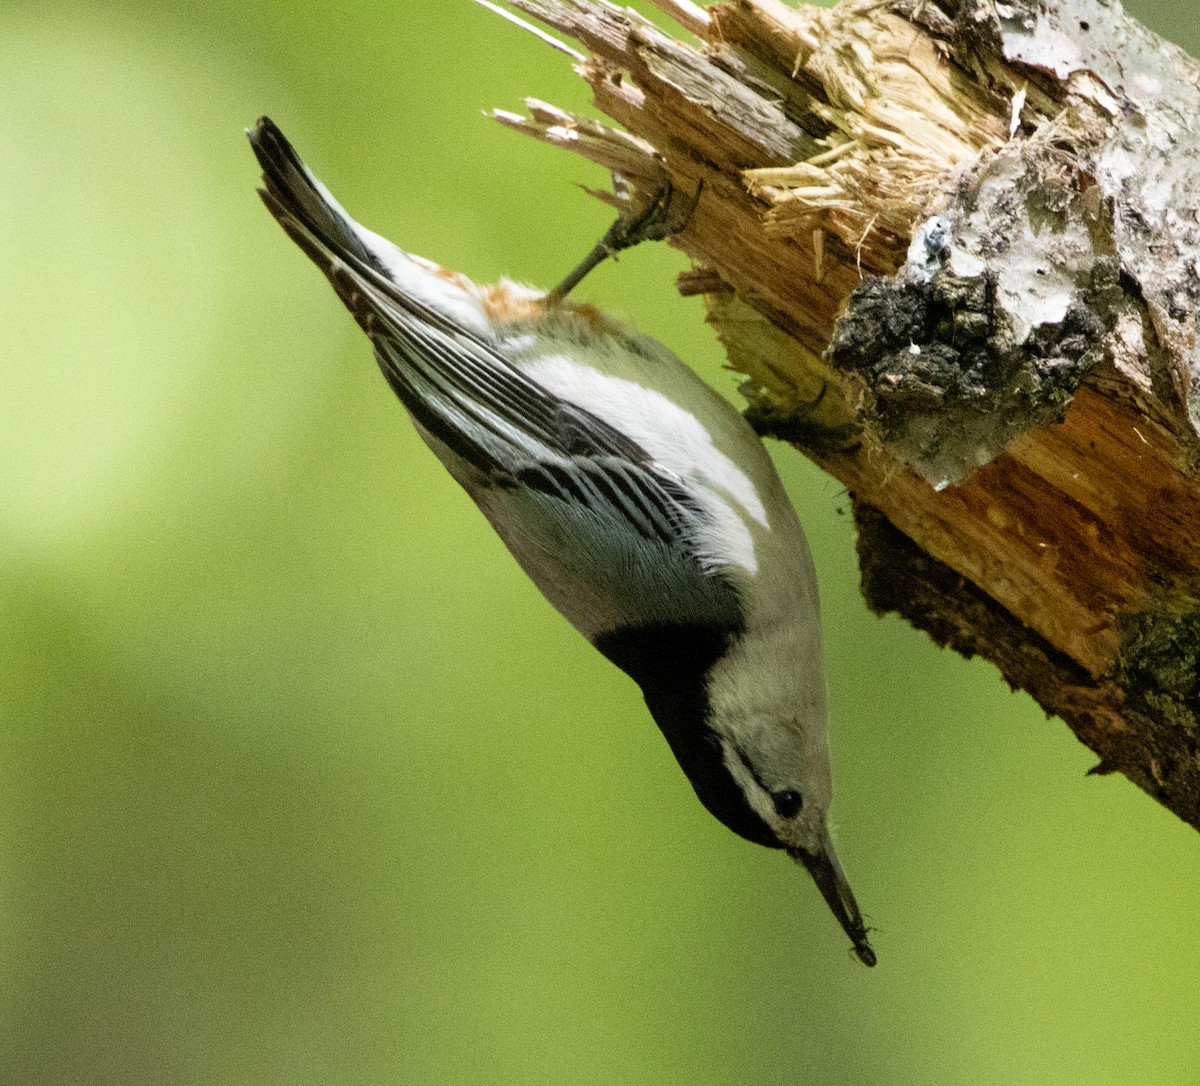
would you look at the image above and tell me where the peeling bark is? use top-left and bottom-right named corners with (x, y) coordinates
top-left (488, 0), bottom-right (1200, 829)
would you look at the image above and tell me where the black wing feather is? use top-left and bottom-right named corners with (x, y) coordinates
top-left (249, 117), bottom-right (707, 546)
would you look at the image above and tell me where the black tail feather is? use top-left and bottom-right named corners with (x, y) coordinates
top-left (248, 116), bottom-right (505, 358)
top-left (247, 117), bottom-right (376, 271)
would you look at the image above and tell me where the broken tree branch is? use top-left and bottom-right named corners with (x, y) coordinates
top-left (488, 0), bottom-right (1200, 828)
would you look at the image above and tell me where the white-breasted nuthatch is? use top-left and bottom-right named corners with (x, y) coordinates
top-left (249, 118), bottom-right (875, 966)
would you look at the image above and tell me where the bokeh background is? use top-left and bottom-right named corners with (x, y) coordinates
top-left (3, 1), bottom-right (1199, 1082)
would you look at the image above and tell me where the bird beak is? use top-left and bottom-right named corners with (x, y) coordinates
top-left (790, 828), bottom-right (876, 967)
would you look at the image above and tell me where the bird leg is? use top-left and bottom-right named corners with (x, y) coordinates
top-left (546, 176), bottom-right (702, 305)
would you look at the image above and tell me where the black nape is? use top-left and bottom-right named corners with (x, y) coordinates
top-left (595, 622), bottom-right (783, 850)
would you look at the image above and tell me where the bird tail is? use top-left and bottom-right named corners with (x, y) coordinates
top-left (247, 116), bottom-right (499, 351)
top-left (247, 116), bottom-right (385, 277)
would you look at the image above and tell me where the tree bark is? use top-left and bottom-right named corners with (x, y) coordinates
top-left (489, 0), bottom-right (1200, 829)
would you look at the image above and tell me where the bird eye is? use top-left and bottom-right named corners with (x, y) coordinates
top-left (772, 790), bottom-right (804, 819)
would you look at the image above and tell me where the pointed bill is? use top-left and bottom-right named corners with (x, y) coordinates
top-left (791, 828), bottom-right (876, 967)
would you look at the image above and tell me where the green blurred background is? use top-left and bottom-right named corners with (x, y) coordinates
top-left (3, 1), bottom-right (1198, 1082)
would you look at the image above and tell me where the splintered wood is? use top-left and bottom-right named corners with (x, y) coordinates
top-left (487, 0), bottom-right (1200, 830)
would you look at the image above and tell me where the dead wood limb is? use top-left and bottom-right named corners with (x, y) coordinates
top-left (488, 0), bottom-right (1200, 829)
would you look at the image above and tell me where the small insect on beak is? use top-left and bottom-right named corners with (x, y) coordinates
top-left (790, 829), bottom-right (876, 967)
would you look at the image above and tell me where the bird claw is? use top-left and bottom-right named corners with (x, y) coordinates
top-left (605, 175), bottom-right (701, 253)
top-left (547, 175), bottom-right (703, 304)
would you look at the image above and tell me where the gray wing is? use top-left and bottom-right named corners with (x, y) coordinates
top-left (250, 118), bottom-right (742, 634)
top-left (360, 287), bottom-right (744, 635)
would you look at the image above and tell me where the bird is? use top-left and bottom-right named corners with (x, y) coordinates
top-left (248, 117), bottom-right (875, 967)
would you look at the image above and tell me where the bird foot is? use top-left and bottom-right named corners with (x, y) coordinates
top-left (547, 175), bottom-right (703, 304)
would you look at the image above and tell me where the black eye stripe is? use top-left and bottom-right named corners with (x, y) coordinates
top-left (731, 744), bottom-right (769, 790)
top-left (732, 746), bottom-right (804, 819)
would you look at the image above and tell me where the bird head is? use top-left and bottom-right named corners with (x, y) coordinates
top-left (719, 719), bottom-right (875, 967)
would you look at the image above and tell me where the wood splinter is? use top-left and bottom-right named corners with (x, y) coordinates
top-left (485, 0), bottom-right (1200, 831)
